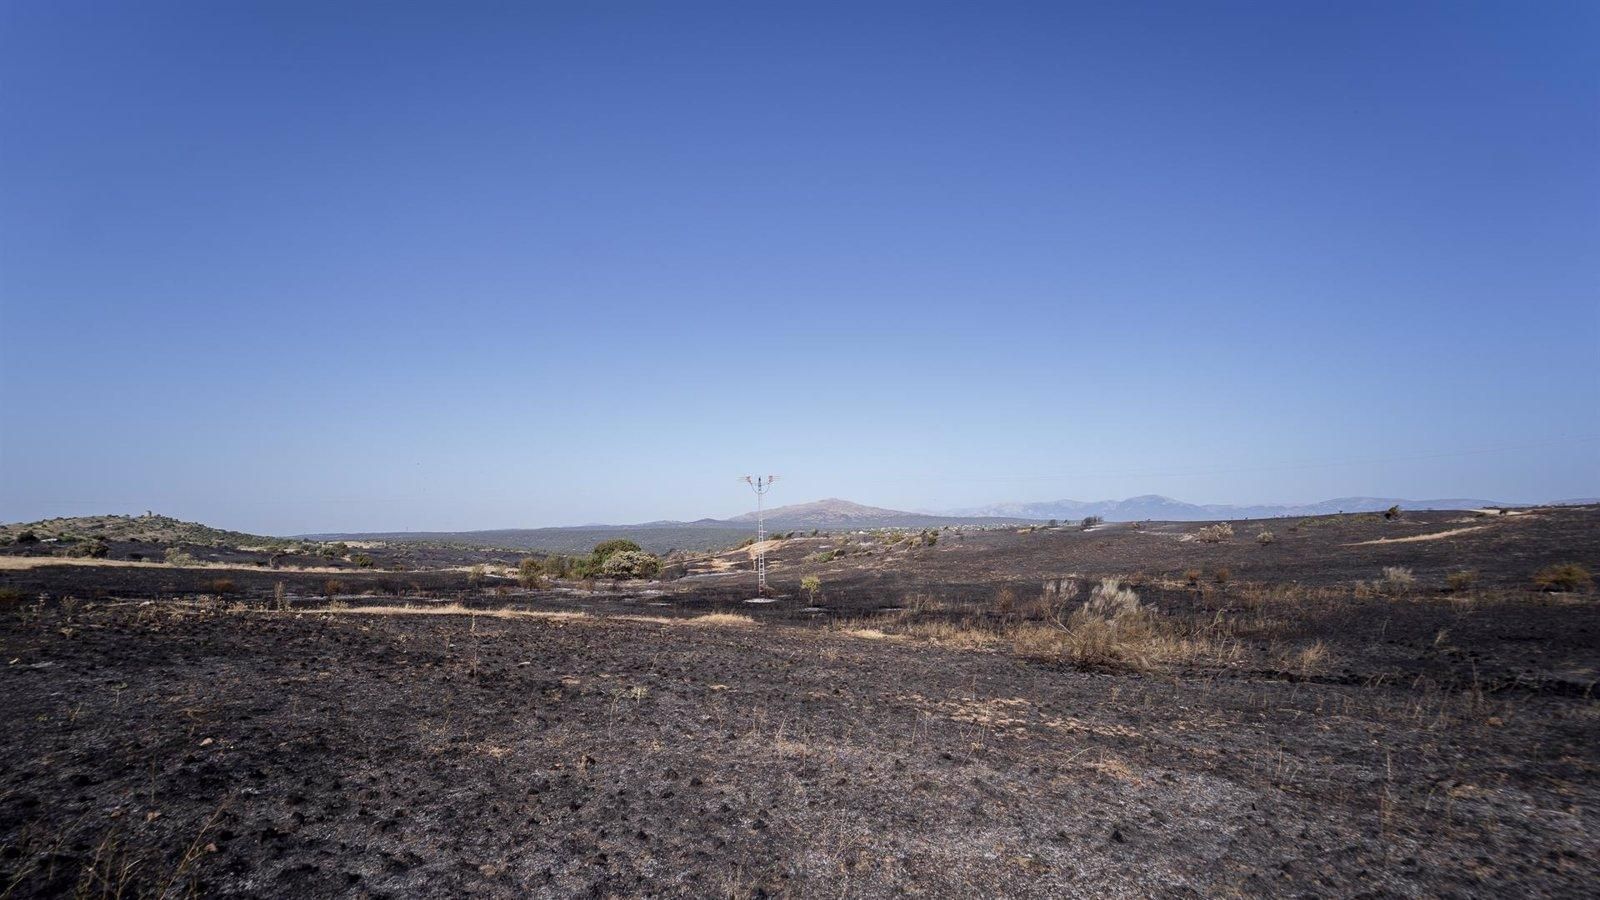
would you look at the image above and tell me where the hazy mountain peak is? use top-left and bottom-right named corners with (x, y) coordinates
top-left (727, 498), bottom-right (906, 525)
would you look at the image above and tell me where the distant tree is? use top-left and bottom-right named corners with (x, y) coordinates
top-left (1383, 505), bottom-right (1401, 521)
top-left (16, 530), bottom-right (39, 545)
top-left (1081, 516), bottom-right (1103, 530)
top-left (1047, 519), bottom-right (1058, 528)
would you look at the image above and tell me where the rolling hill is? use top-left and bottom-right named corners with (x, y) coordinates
top-left (939, 494), bottom-right (1505, 522)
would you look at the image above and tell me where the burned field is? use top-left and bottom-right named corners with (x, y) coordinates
top-left (2, 507), bottom-right (1597, 897)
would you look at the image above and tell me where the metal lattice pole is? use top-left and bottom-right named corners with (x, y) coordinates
top-left (741, 475), bottom-right (778, 594)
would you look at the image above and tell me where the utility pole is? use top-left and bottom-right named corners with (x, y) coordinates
top-left (741, 475), bottom-right (778, 595)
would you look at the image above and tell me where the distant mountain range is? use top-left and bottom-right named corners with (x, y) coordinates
top-left (936, 494), bottom-right (1507, 522)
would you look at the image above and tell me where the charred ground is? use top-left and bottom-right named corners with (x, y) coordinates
top-left (1, 505), bottom-right (1596, 897)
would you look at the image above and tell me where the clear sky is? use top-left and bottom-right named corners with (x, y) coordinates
top-left (2, 1), bottom-right (1596, 534)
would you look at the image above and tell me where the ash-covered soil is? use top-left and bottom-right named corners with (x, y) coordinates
top-left (2, 602), bottom-right (1596, 898)
top-left (2, 505), bottom-right (1596, 897)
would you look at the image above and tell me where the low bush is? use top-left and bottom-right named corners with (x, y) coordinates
top-left (1082, 577), bottom-right (1139, 618)
top-left (1194, 523), bottom-right (1234, 543)
top-left (1382, 566), bottom-right (1415, 592)
top-left (1256, 530), bottom-right (1275, 545)
top-left (352, 553), bottom-right (375, 568)
top-left (601, 550), bottom-right (661, 579)
top-left (1445, 570), bottom-right (1478, 592)
top-left (801, 575), bottom-right (822, 604)
top-left (1533, 563), bottom-right (1593, 593)
top-left (517, 557), bottom-right (544, 587)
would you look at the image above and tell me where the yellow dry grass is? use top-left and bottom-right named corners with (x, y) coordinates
top-left (738, 539), bottom-right (782, 559)
top-left (264, 604), bottom-right (759, 629)
top-left (837, 627), bottom-right (898, 641)
top-left (292, 603), bottom-right (588, 620)
top-left (683, 612), bottom-right (757, 626)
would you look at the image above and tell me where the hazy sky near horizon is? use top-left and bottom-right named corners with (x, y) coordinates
top-left (2, 1), bottom-right (1597, 534)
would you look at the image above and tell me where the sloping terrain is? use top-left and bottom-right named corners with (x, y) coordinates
top-left (1, 504), bottom-right (1595, 897)
top-left (1, 604), bottom-right (1593, 897)
top-left (942, 494), bottom-right (1506, 522)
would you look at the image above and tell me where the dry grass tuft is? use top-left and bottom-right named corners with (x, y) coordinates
top-left (686, 613), bottom-right (757, 626)
top-left (898, 619), bottom-right (1002, 650)
top-left (837, 627), bottom-right (897, 641)
top-left (1289, 640), bottom-right (1329, 676)
top-left (1381, 566), bottom-right (1416, 593)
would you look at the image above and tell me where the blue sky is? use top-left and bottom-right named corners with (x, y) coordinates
top-left (2, 1), bottom-right (1596, 534)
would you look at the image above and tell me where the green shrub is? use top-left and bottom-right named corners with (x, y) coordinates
top-left (801, 575), bottom-right (822, 603)
top-left (601, 550), bottom-right (660, 579)
top-left (352, 553), bottom-right (375, 568)
top-left (592, 539), bottom-right (642, 561)
top-left (544, 555), bottom-right (574, 579)
top-left (517, 557), bottom-right (544, 587)
top-left (16, 530), bottom-right (39, 545)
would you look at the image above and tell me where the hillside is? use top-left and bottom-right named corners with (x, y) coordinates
top-left (297, 523), bottom-right (757, 555)
top-left (943, 494), bottom-right (1503, 522)
top-left (0, 513), bottom-right (292, 550)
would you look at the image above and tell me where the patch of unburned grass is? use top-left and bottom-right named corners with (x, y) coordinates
top-left (684, 612), bottom-right (757, 626)
top-left (287, 603), bottom-right (588, 620)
